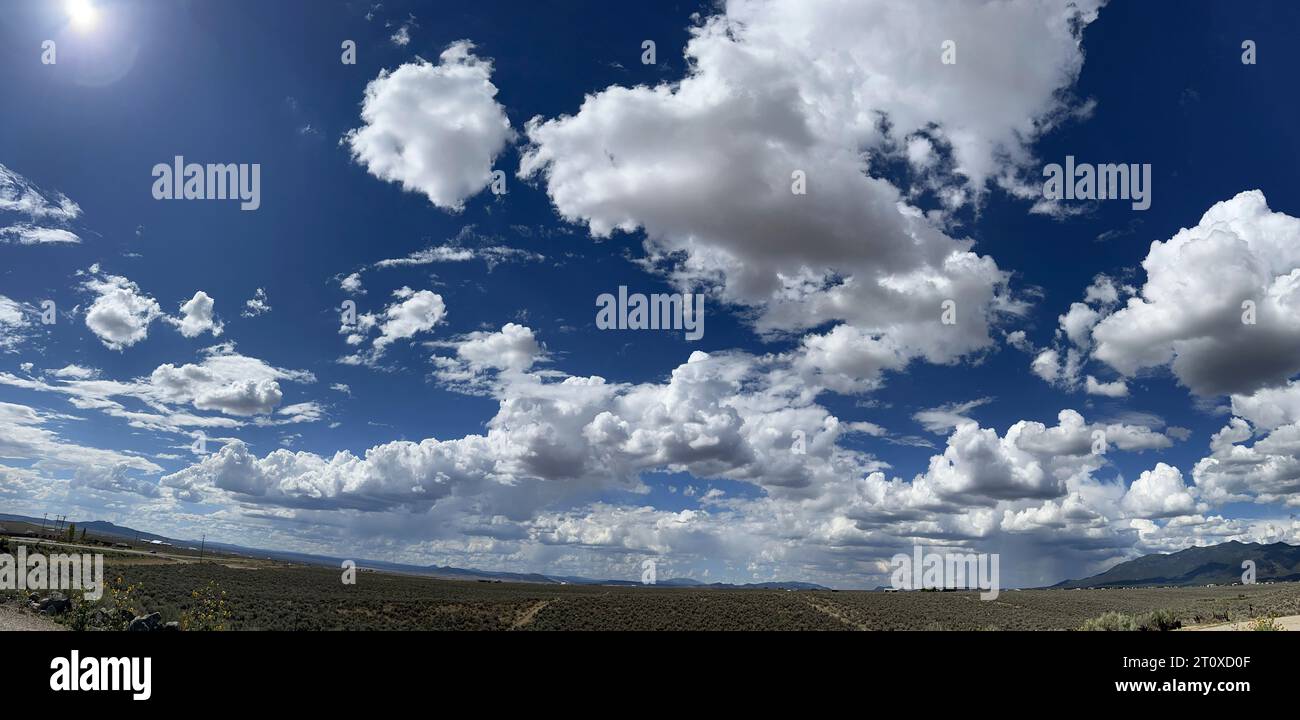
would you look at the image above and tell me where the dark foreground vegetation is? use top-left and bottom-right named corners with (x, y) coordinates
top-left (10, 561), bottom-right (1295, 631)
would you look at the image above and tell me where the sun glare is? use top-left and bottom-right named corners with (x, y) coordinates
top-left (67, 0), bottom-right (98, 32)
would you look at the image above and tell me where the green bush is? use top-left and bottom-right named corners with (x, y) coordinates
top-left (180, 580), bottom-right (232, 631)
top-left (1080, 609), bottom-right (1181, 631)
top-left (1137, 609), bottom-right (1181, 631)
top-left (1080, 611), bottom-right (1139, 631)
top-left (65, 592), bottom-right (95, 632)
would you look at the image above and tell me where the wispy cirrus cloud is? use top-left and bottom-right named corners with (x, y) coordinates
top-left (0, 163), bottom-right (81, 244)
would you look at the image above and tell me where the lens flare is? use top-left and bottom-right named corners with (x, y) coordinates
top-left (67, 0), bottom-right (98, 32)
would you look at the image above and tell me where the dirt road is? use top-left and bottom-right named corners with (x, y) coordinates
top-left (510, 600), bottom-right (551, 629)
top-left (1183, 614), bottom-right (1300, 631)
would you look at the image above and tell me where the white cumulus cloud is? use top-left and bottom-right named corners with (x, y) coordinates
top-left (81, 267), bottom-right (164, 350)
top-left (344, 41), bottom-right (515, 210)
top-left (168, 290), bottom-right (224, 338)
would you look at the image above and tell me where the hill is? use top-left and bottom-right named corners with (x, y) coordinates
top-left (1055, 541), bottom-right (1300, 588)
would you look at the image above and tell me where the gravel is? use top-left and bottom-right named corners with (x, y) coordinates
top-left (0, 604), bottom-right (67, 631)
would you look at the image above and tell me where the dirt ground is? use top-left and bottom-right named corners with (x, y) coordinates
top-left (1183, 614), bottom-right (1300, 631)
top-left (0, 604), bottom-right (67, 631)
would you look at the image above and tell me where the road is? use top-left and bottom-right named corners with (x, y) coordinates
top-left (5, 536), bottom-right (204, 563)
top-left (1184, 614), bottom-right (1300, 631)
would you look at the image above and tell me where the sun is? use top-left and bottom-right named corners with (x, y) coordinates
top-left (67, 0), bottom-right (98, 32)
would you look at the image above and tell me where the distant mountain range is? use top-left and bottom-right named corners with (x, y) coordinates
top-left (10, 513), bottom-right (1298, 591)
top-left (1055, 541), bottom-right (1300, 588)
top-left (0, 514), bottom-right (177, 544)
top-left (0, 513), bottom-right (828, 590)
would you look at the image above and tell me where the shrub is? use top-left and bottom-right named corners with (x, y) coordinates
top-left (105, 576), bottom-right (145, 630)
top-left (65, 591), bottom-right (96, 632)
top-left (1137, 609), bottom-right (1182, 631)
top-left (1249, 615), bottom-right (1283, 631)
top-left (180, 580), bottom-right (232, 631)
top-left (1080, 611), bottom-right (1139, 631)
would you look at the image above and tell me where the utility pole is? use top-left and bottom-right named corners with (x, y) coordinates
top-left (199, 533), bottom-right (206, 563)
top-left (40, 513), bottom-right (48, 534)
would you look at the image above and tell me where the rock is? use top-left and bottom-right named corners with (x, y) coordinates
top-left (162, 621), bottom-right (180, 631)
top-left (38, 596), bottom-right (71, 615)
top-left (27, 593), bottom-right (40, 603)
top-left (89, 608), bottom-right (116, 629)
top-left (127, 612), bottom-right (163, 632)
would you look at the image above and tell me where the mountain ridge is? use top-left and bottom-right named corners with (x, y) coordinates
top-left (0, 513), bottom-right (829, 590)
top-left (1054, 540), bottom-right (1300, 588)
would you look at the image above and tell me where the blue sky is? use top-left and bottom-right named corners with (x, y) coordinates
top-left (2, 0), bottom-right (1300, 589)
